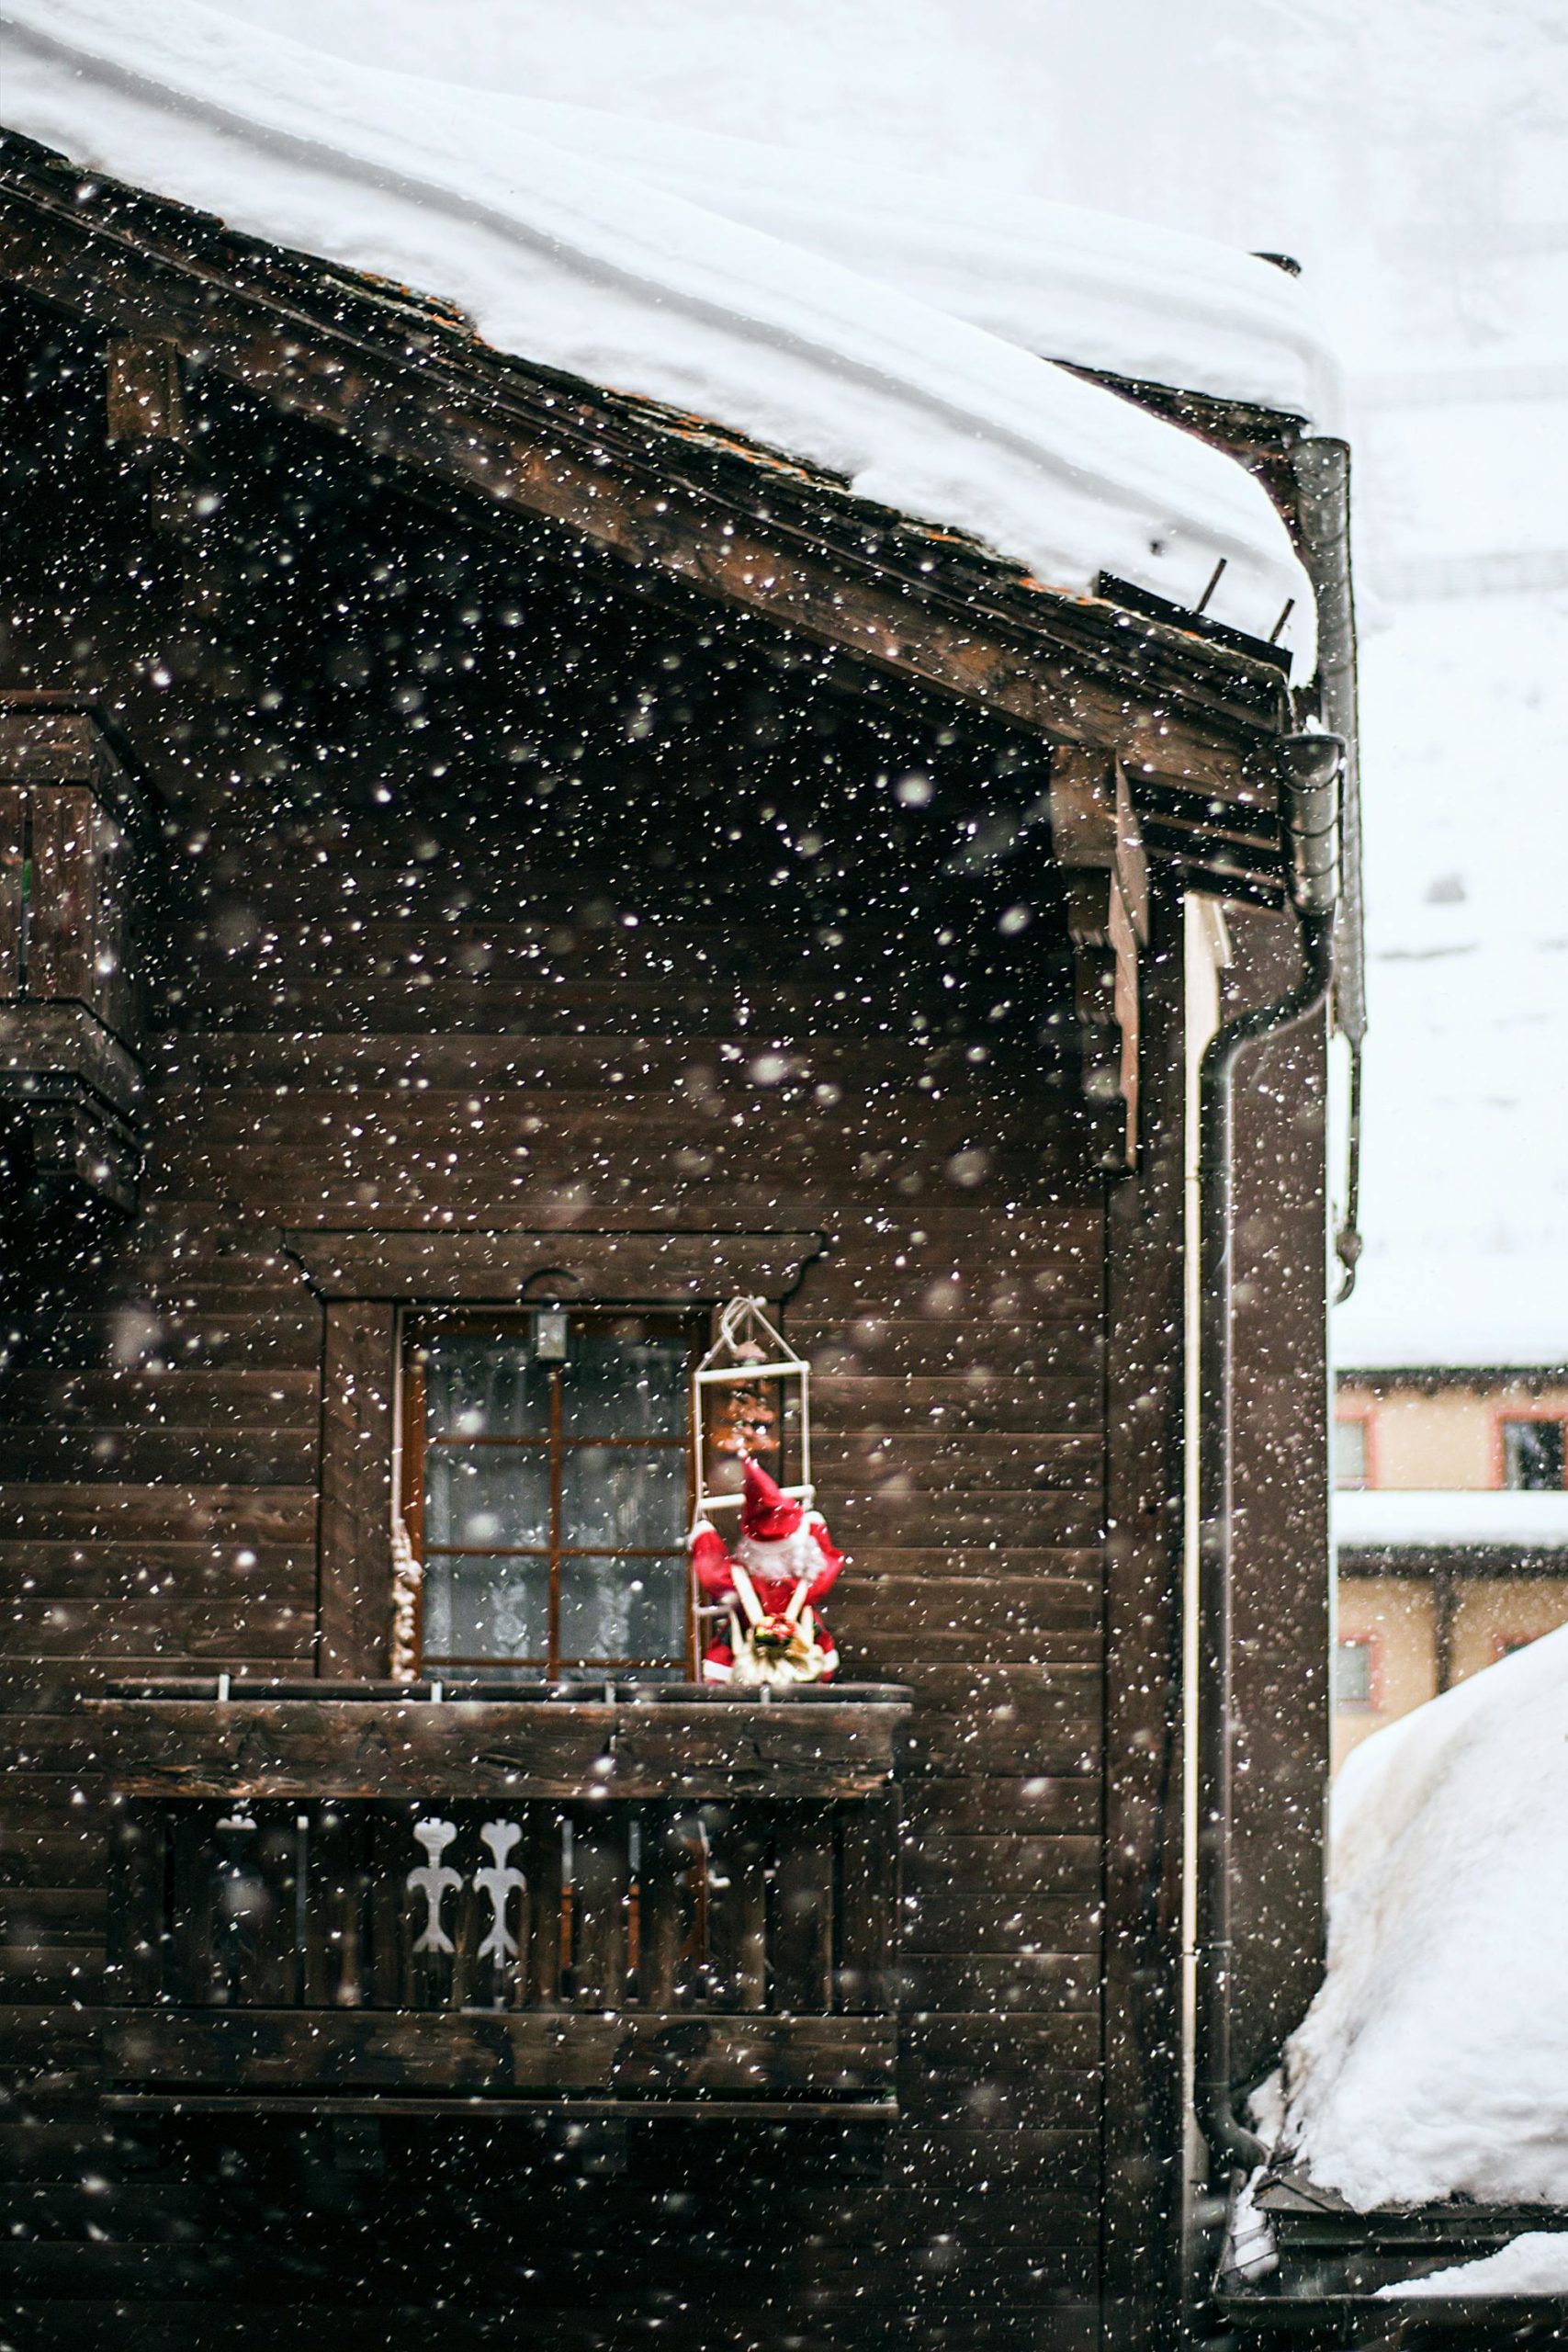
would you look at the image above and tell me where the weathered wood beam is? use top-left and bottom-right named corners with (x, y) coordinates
top-left (86, 1694), bottom-right (912, 1802)
top-left (316, 1302), bottom-right (395, 1680)
top-left (1100, 894), bottom-right (1190, 2343)
top-left (103, 2088), bottom-right (899, 2121)
top-left (105, 334), bottom-right (186, 445)
top-left (0, 697), bottom-right (148, 1211)
top-left (102, 2008), bottom-right (898, 2098)
top-left (0, 160), bottom-right (1288, 797)
top-left (1051, 748), bottom-right (1149, 1168)
top-left (284, 1227), bottom-right (828, 1302)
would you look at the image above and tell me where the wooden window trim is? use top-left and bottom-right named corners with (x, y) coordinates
top-left (288, 1228), bottom-right (826, 1679)
top-left (401, 1306), bottom-right (703, 1679)
top-left (283, 1227), bottom-right (826, 1304)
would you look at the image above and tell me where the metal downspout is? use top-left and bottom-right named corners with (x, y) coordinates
top-left (1292, 437), bottom-right (1366, 1302)
top-left (1194, 734), bottom-right (1344, 2174)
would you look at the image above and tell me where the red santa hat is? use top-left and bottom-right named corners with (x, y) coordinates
top-left (739, 1457), bottom-right (805, 1543)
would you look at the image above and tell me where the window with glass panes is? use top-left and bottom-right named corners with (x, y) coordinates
top-left (1334, 1416), bottom-right (1370, 1490)
top-left (403, 1312), bottom-right (696, 1675)
top-left (1501, 1417), bottom-right (1566, 1492)
top-left (1331, 1636), bottom-right (1375, 1711)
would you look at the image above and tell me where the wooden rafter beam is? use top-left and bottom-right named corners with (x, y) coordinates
top-left (0, 144), bottom-right (1293, 802)
top-left (105, 333), bottom-right (186, 444)
top-left (1052, 747), bottom-right (1151, 1168)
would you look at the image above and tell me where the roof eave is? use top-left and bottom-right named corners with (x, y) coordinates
top-left (0, 126), bottom-right (1300, 851)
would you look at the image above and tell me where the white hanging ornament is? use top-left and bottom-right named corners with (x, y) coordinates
top-left (407, 1816), bottom-right (462, 1955)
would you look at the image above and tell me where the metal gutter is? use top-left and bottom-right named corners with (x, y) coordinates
top-left (1194, 732), bottom-right (1344, 2175)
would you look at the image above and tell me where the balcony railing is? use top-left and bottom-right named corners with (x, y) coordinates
top-left (90, 1681), bottom-right (909, 2119)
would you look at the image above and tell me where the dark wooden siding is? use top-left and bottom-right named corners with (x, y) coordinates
top-left (1225, 906), bottom-right (1332, 2083)
top-left (0, 301), bottom-right (1130, 2346)
top-left (0, 857), bottom-right (1107, 2345)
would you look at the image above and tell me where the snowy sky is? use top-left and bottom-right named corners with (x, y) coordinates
top-left (19, 0), bottom-right (1568, 1366)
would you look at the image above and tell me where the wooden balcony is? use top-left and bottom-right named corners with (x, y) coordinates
top-left (89, 1681), bottom-right (910, 2120)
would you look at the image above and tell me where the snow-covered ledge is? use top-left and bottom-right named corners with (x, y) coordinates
top-left (1335, 1487), bottom-right (1568, 1551)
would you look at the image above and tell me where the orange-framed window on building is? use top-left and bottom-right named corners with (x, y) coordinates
top-left (1497, 1413), bottom-right (1567, 1492)
top-left (1331, 1632), bottom-right (1381, 1713)
top-left (400, 1309), bottom-right (701, 1678)
top-left (1333, 1404), bottom-right (1375, 1491)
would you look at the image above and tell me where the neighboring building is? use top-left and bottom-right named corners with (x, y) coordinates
top-left (1333, 1372), bottom-right (1568, 1770)
top-left (0, 28), bottom-right (1357, 2351)
top-left (1230, 1369), bottom-right (1568, 2336)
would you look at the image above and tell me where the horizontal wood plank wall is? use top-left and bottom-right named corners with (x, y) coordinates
top-left (0, 319), bottom-right (1112, 2346)
top-left (1100, 900), bottom-right (1189, 2350)
top-left (0, 839), bottom-right (1107, 2347)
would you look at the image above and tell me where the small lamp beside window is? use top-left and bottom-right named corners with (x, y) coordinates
top-left (532, 1308), bottom-right (570, 1363)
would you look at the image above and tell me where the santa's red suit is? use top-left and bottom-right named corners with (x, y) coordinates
top-left (691, 1459), bottom-right (843, 1685)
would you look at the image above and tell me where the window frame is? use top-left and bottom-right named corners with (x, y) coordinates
top-left (400, 1306), bottom-right (704, 1679)
top-left (1332, 1407), bottom-right (1374, 1492)
top-left (1495, 1408), bottom-right (1568, 1492)
top-left (1331, 1631), bottom-right (1381, 1713)
top-left (1335, 1411), bottom-right (1372, 1486)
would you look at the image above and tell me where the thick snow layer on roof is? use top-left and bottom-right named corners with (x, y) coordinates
top-left (1337, 1488), bottom-right (1568, 1552)
top-left (1273, 1622), bottom-right (1568, 2209)
top-left (475, 98), bottom-right (1338, 423)
top-left (1379, 2233), bottom-right (1568, 2300)
top-left (0, 0), bottom-right (1315, 667)
top-left (1334, 592), bottom-right (1568, 1374)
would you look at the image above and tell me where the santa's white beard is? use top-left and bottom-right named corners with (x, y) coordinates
top-left (733, 1520), bottom-right (826, 1585)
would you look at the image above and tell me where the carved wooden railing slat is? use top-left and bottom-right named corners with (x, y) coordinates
top-left (107, 1795), bottom-right (897, 2022)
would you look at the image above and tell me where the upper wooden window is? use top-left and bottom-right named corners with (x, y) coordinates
top-left (402, 1311), bottom-right (698, 1676)
top-left (1501, 1417), bottom-right (1566, 1492)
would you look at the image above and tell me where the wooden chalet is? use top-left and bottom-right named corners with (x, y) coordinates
top-left (0, 127), bottom-right (1361, 2351)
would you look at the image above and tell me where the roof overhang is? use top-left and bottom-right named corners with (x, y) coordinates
top-left (0, 128), bottom-right (1302, 903)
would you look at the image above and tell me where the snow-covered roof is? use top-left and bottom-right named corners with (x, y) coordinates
top-left (479, 98), bottom-right (1339, 424)
top-left (1337, 1487), bottom-right (1568, 1554)
top-left (1, 0), bottom-right (1317, 671)
top-left (1270, 1620), bottom-right (1568, 2209)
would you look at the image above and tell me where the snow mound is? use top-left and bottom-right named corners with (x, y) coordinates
top-left (1379, 2233), bottom-right (1568, 2300)
top-left (1278, 1621), bottom-right (1568, 2209)
top-left (0, 0), bottom-right (1314, 668)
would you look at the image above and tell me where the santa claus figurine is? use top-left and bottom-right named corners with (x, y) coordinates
top-left (691, 1458), bottom-right (843, 1686)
